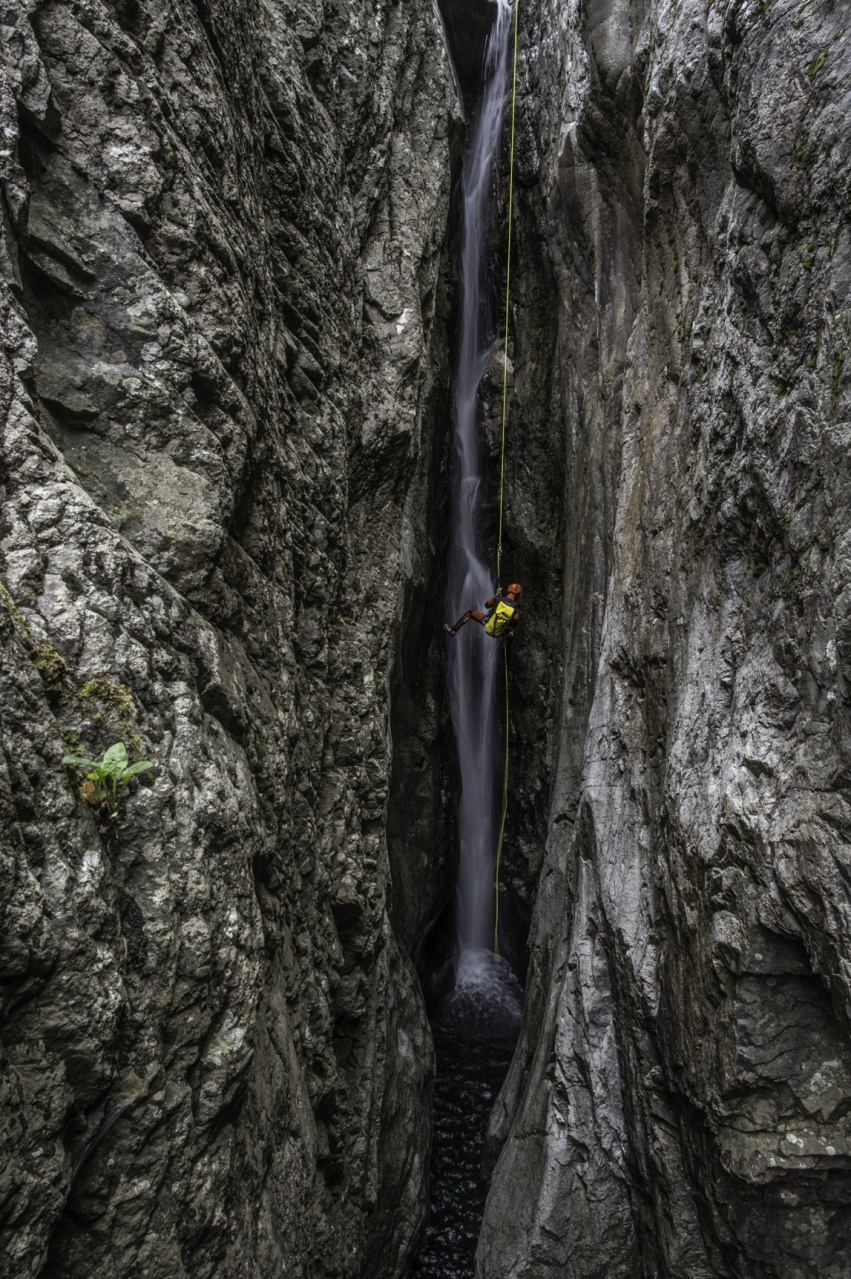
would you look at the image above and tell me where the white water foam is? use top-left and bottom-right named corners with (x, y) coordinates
top-left (453, 947), bottom-right (524, 1027)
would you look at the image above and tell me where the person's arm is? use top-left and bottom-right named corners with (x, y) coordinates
top-left (485, 593), bottom-right (497, 608)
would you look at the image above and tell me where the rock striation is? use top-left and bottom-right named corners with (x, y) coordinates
top-left (480, 0), bottom-right (851, 1276)
top-left (0, 1), bottom-right (458, 1276)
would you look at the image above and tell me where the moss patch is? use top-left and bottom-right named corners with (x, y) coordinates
top-left (1, 579), bottom-right (142, 749)
top-left (0, 579), bottom-right (31, 642)
top-left (76, 677), bottom-right (139, 748)
top-left (32, 642), bottom-right (71, 695)
top-left (60, 728), bottom-right (84, 757)
top-left (0, 580), bottom-right (72, 698)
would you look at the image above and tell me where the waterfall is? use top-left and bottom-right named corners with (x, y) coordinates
top-left (411, 11), bottom-right (524, 1273)
top-left (447, 0), bottom-right (512, 958)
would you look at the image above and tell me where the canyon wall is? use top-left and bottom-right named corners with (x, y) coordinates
top-left (481, 0), bottom-right (851, 1276)
top-left (0, 1), bottom-right (457, 1275)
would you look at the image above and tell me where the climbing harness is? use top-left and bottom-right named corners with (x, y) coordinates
top-left (493, 0), bottom-right (520, 957)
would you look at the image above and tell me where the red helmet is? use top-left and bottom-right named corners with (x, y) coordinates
top-left (507, 582), bottom-right (522, 596)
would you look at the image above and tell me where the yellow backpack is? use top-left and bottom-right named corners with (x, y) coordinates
top-left (484, 599), bottom-right (517, 637)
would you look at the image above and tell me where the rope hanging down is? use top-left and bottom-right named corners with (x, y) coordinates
top-left (494, 0), bottom-right (520, 957)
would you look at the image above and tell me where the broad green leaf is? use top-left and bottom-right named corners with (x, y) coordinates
top-left (62, 755), bottom-right (94, 767)
top-left (102, 743), bottom-right (128, 770)
top-left (122, 761), bottom-right (153, 778)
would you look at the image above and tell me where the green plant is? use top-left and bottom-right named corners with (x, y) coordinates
top-left (62, 742), bottom-right (152, 817)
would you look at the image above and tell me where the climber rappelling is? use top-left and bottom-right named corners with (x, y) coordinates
top-left (444, 583), bottom-right (522, 638)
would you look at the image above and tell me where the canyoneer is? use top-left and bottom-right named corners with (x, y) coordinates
top-left (444, 583), bottom-right (523, 638)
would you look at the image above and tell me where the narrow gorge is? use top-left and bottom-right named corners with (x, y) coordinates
top-left (1, 2), bottom-right (850, 1278)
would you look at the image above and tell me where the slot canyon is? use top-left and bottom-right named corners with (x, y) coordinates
top-left (1, 1), bottom-right (850, 1277)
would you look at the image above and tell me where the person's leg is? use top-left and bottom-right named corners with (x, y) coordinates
top-left (445, 610), bottom-right (471, 634)
top-left (445, 609), bottom-right (485, 635)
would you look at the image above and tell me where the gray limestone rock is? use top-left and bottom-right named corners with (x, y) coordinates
top-left (0, 1), bottom-right (457, 1276)
top-left (480, 0), bottom-right (851, 1276)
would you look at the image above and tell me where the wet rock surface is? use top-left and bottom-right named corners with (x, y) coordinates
top-left (480, 0), bottom-right (851, 1276)
top-left (0, 1), bottom-right (458, 1276)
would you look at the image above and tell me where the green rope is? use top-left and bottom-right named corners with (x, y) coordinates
top-left (494, 642), bottom-right (510, 955)
top-left (496, 0), bottom-right (520, 583)
top-left (494, 0), bottom-right (520, 957)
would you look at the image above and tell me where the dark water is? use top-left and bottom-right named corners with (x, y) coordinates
top-left (409, 951), bottom-right (523, 1279)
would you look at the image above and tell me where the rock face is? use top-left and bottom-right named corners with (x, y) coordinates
top-left (0, 1), bottom-right (458, 1276)
top-left (480, 0), bottom-right (851, 1276)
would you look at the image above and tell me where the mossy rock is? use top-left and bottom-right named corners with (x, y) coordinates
top-left (75, 677), bottom-right (140, 748)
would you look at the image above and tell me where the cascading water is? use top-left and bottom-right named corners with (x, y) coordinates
top-left (447, 0), bottom-right (510, 958)
top-left (411, 5), bottom-right (524, 1276)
